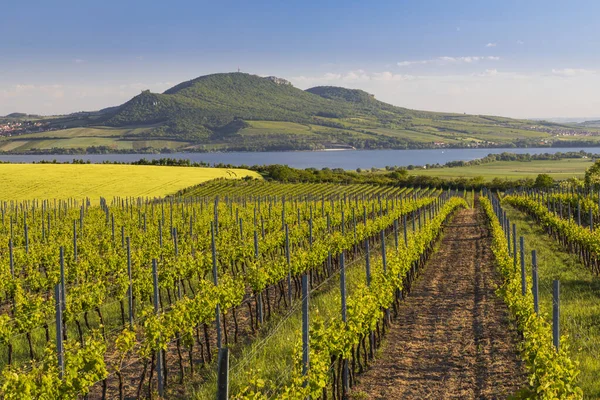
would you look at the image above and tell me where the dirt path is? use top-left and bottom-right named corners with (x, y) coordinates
top-left (351, 203), bottom-right (527, 399)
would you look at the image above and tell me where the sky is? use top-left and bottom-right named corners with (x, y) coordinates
top-left (1, 0), bottom-right (599, 119)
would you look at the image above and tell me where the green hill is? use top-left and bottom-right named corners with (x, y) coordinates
top-left (100, 74), bottom-right (402, 131)
top-left (306, 86), bottom-right (378, 105)
top-left (2, 72), bottom-right (599, 154)
top-left (579, 120), bottom-right (600, 128)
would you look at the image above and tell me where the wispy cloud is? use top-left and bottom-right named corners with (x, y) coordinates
top-left (0, 84), bottom-right (65, 100)
top-left (551, 68), bottom-right (596, 77)
top-left (74, 59), bottom-right (85, 64)
top-left (0, 81), bottom-right (175, 115)
top-left (485, 43), bottom-right (496, 47)
top-left (397, 60), bottom-right (429, 67)
top-left (440, 56), bottom-right (500, 63)
top-left (476, 69), bottom-right (498, 77)
top-left (371, 71), bottom-right (415, 81)
top-left (397, 56), bottom-right (500, 67)
top-left (292, 70), bottom-right (414, 84)
top-left (517, 40), bottom-right (525, 45)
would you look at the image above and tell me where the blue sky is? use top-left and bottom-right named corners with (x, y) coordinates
top-left (1, 0), bottom-right (599, 118)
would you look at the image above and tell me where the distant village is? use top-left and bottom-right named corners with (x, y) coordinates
top-left (0, 121), bottom-right (48, 136)
top-left (0, 120), bottom-right (49, 136)
top-left (525, 125), bottom-right (600, 137)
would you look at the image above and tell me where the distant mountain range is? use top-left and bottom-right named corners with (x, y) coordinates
top-left (1, 72), bottom-right (599, 153)
top-left (2, 113), bottom-right (41, 118)
top-left (578, 120), bottom-right (600, 128)
top-left (531, 117), bottom-right (600, 124)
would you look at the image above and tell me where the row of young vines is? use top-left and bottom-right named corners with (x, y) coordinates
top-left (235, 196), bottom-right (469, 399)
top-left (0, 182), bottom-right (453, 398)
top-left (481, 194), bottom-right (582, 399)
top-left (503, 190), bottom-right (600, 274)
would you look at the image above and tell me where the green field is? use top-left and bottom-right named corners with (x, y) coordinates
top-left (0, 125), bottom-right (193, 152)
top-left (15, 126), bottom-right (155, 139)
top-left (0, 164), bottom-right (260, 201)
top-left (408, 158), bottom-right (593, 180)
top-left (7, 118), bottom-right (600, 153)
top-left (3, 117), bottom-right (600, 153)
top-left (504, 203), bottom-right (600, 398)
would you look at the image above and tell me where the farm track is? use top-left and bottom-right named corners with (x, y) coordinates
top-left (352, 203), bottom-right (527, 399)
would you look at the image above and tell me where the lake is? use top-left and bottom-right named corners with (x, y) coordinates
top-left (0, 148), bottom-right (598, 169)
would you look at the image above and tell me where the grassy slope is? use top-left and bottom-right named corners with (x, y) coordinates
top-left (0, 138), bottom-right (190, 152)
top-left (408, 159), bottom-right (593, 180)
top-left (9, 117), bottom-right (593, 152)
top-left (503, 204), bottom-right (600, 398)
top-left (14, 126), bottom-right (156, 139)
top-left (0, 164), bottom-right (260, 201)
top-left (0, 125), bottom-right (190, 152)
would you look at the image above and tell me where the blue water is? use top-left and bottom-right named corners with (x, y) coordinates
top-left (0, 148), bottom-right (597, 169)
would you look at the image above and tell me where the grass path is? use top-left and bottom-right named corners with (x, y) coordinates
top-left (504, 203), bottom-right (600, 398)
top-left (351, 205), bottom-right (527, 399)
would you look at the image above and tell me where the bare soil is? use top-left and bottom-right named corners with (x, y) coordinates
top-left (351, 204), bottom-right (527, 399)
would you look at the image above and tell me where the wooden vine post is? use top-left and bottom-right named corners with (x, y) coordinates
top-left (152, 259), bottom-right (164, 397)
top-left (211, 222), bottom-right (222, 350)
top-left (553, 280), bottom-right (560, 351)
top-left (302, 273), bottom-right (309, 387)
top-left (340, 251), bottom-right (349, 396)
top-left (532, 250), bottom-right (539, 314)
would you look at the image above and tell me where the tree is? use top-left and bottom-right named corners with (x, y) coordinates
top-left (388, 169), bottom-right (408, 180)
top-left (585, 160), bottom-right (600, 189)
top-left (534, 173), bottom-right (554, 189)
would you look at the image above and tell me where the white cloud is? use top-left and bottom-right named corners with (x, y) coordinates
top-left (371, 71), bottom-right (415, 81)
top-left (322, 72), bottom-right (342, 80)
top-left (485, 43), bottom-right (497, 47)
top-left (517, 40), bottom-right (525, 45)
top-left (436, 56), bottom-right (499, 63)
top-left (551, 68), bottom-right (596, 77)
top-left (397, 56), bottom-right (500, 67)
top-left (397, 60), bottom-right (429, 67)
top-left (476, 69), bottom-right (498, 77)
top-left (14, 84), bottom-right (36, 92)
top-left (292, 70), bottom-right (414, 85)
top-left (74, 59), bottom-right (85, 64)
top-left (456, 27), bottom-right (461, 31)
top-left (438, 56), bottom-right (457, 62)
top-left (342, 70), bottom-right (370, 82)
top-left (1, 84), bottom-right (63, 96)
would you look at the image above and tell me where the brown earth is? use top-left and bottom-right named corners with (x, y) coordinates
top-left (351, 204), bottom-right (527, 399)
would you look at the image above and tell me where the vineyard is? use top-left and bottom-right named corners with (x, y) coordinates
top-left (502, 188), bottom-right (600, 396)
top-left (0, 178), bottom-right (596, 399)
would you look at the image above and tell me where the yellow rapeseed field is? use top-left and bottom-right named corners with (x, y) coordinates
top-left (0, 164), bottom-right (261, 201)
